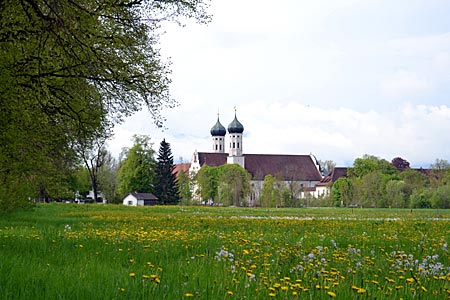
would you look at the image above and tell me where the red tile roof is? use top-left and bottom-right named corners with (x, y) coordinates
top-left (317, 167), bottom-right (348, 186)
top-left (173, 163), bottom-right (191, 178)
top-left (197, 152), bottom-right (322, 181)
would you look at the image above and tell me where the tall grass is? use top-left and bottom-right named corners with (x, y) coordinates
top-left (1, 204), bottom-right (450, 299)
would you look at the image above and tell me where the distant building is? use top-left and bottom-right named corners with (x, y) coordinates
top-left (86, 190), bottom-right (107, 204)
top-left (123, 192), bottom-right (158, 206)
top-left (179, 111), bottom-right (323, 205)
top-left (312, 167), bottom-right (349, 198)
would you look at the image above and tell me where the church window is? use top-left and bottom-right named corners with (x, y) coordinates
top-left (219, 145), bottom-right (222, 150)
top-left (237, 142), bottom-right (240, 148)
top-left (233, 142), bottom-right (235, 148)
top-left (215, 145), bottom-right (218, 150)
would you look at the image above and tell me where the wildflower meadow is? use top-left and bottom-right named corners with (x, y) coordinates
top-left (1, 204), bottom-right (450, 299)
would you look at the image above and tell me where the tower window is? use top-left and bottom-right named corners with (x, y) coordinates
top-left (219, 145), bottom-right (222, 150)
top-left (215, 145), bottom-right (218, 150)
top-left (237, 142), bottom-right (240, 148)
top-left (233, 142), bottom-right (235, 148)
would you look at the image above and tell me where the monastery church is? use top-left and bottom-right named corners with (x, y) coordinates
top-left (183, 111), bottom-right (330, 204)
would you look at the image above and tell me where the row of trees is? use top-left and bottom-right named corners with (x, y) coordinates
top-left (332, 156), bottom-right (450, 209)
top-left (0, 0), bottom-right (209, 211)
top-left (183, 155), bottom-right (450, 209)
top-left (182, 164), bottom-right (251, 206)
top-left (24, 135), bottom-right (179, 205)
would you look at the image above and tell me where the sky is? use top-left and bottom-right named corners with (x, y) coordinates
top-left (109, 0), bottom-right (450, 168)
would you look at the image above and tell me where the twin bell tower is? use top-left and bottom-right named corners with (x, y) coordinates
top-left (210, 110), bottom-right (245, 168)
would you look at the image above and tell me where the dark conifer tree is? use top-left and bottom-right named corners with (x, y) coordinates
top-left (155, 139), bottom-right (179, 204)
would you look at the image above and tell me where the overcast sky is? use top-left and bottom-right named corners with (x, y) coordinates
top-left (110, 0), bottom-right (450, 168)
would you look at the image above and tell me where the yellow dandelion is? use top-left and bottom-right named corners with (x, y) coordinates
top-left (385, 277), bottom-right (395, 283)
top-left (184, 293), bottom-right (193, 297)
top-left (421, 286), bottom-right (427, 292)
top-left (292, 291), bottom-right (298, 296)
top-left (269, 293), bottom-right (276, 297)
top-left (227, 290), bottom-right (233, 295)
top-left (406, 278), bottom-right (415, 284)
top-left (129, 273), bottom-right (136, 277)
top-left (327, 291), bottom-right (337, 297)
top-left (396, 286), bottom-right (403, 290)
top-left (357, 288), bottom-right (366, 294)
top-left (281, 286), bottom-right (288, 291)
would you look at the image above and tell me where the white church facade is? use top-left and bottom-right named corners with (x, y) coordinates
top-left (187, 112), bottom-right (327, 205)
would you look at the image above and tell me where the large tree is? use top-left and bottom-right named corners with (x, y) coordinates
top-left (154, 139), bottom-right (179, 204)
top-left (217, 164), bottom-right (251, 206)
top-left (74, 130), bottom-right (111, 203)
top-left (177, 169), bottom-right (192, 205)
top-left (117, 135), bottom-right (156, 198)
top-left (0, 0), bottom-right (210, 210)
top-left (260, 174), bottom-right (278, 208)
top-left (196, 165), bottom-right (219, 204)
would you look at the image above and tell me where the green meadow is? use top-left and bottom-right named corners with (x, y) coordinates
top-left (1, 204), bottom-right (450, 299)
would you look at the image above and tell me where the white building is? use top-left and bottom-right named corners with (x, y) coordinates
top-left (185, 111), bottom-right (324, 205)
top-left (122, 192), bottom-right (158, 206)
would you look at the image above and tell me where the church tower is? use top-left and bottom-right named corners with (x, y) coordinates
top-left (227, 110), bottom-right (245, 168)
top-left (210, 114), bottom-right (226, 153)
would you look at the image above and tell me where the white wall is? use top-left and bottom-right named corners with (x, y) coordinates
top-left (123, 194), bottom-right (138, 206)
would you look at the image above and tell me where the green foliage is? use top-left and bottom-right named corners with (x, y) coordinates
top-left (385, 180), bottom-right (407, 208)
top-left (410, 189), bottom-right (432, 208)
top-left (154, 139), bottom-right (179, 205)
top-left (260, 175), bottom-right (278, 208)
top-left (117, 135), bottom-right (156, 198)
top-left (196, 164), bottom-right (251, 206)
top-left (216, 164), bottom-right (251, 206)
top-left (0, 0), bottom-right (210, 211)
top-left (176, 170), bottom-right (192, 205)
top-left (348, 154), bottom-right (398, 178)
top-left (332, 177), bottom-right (353, 207)
top-left (97, 154), bottom-right (119, 203)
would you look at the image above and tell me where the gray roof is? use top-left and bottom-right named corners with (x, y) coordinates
top-left (210, 117), bottom-right (226, 136)
top-left (227, 114), bottom-right (244, 134)
top-left (130, 192), bottom-right (158, 200)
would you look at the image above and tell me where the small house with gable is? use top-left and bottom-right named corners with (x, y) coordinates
top-left (122, 192), bottom-right (158, 206)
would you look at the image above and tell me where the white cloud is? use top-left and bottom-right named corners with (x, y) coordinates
top-left (381, 70), bottom-right (432, 98)
top-left (110, 0), bottom-right (450, 167)
top-left (111, 102), bottom-right (450, 168)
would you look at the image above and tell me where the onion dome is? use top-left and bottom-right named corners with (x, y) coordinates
top-left (227, 113), bottom-right (244, 134)
top-left (210, 116), bottom-right (226, 136)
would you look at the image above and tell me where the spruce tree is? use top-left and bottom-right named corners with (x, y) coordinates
top-left (155, 139), bottom-right (179, 204)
